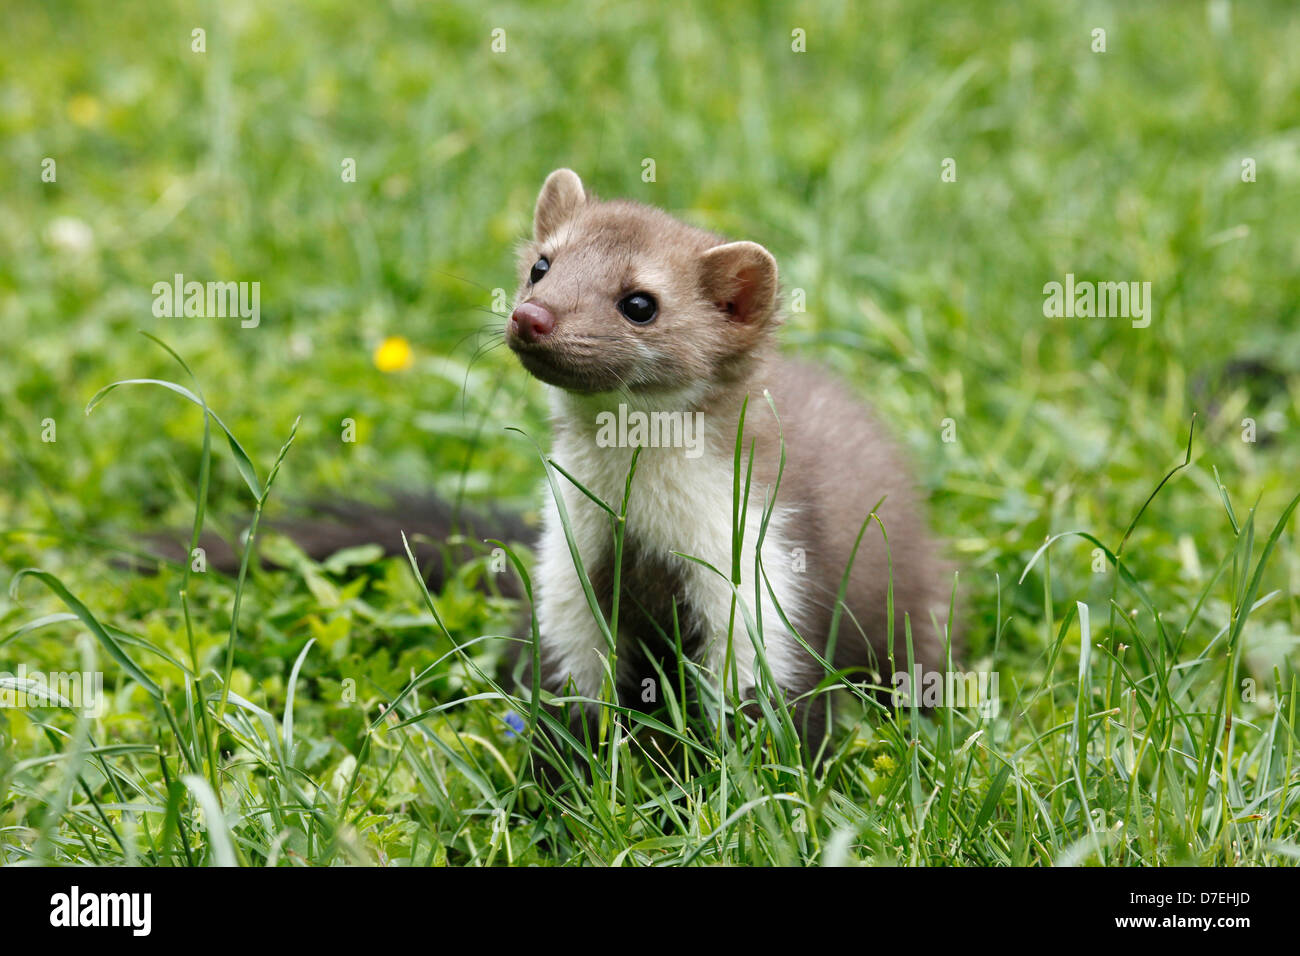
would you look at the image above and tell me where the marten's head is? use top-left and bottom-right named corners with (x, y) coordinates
top-left (506, 169), bottom-right (781, 397)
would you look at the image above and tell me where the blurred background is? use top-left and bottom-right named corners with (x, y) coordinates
top-left (1, 0), bottom-right (1298, 828)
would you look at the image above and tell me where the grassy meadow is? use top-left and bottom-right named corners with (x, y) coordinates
top-left (2, 0), bottom-right (1299, 865)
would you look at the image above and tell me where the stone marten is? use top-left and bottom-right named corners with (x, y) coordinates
top-left (506, 169), bottom-right (952, 737)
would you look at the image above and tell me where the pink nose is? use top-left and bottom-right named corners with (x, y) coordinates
top-left (510, 302), bottom-right (556, 342)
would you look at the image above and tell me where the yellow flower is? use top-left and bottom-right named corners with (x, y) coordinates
top-left (872, 754), bottom-right (897, 774)
top-left (373, 335), bottom-right (414, 373)
top-left (67, 94), bottom-right (101, 127)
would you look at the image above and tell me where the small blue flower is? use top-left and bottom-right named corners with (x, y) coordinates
top-left (503, 711), bottom-right (526, 737)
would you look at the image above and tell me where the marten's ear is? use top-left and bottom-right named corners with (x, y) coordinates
top-left (699, 241), bottom-right (779, 325)
top-left (534, 169), bottom-right (586, 242)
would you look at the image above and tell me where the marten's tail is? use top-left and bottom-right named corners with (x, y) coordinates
top-left (142, 492), bottom-right (532, 598)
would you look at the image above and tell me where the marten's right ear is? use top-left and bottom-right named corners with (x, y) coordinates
top-left (534, 169), bottom-right (586, 242)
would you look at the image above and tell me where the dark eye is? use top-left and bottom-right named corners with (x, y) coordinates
top-left (529, 257), bottom-right (549, 284)
top-left (618, 292), bottom-right (657, 325)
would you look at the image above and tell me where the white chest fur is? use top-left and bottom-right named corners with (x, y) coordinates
top-left (532, 390), bottom-right (810, 702)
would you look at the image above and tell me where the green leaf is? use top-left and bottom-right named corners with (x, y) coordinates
top-left (86, 377), bottom-right (262, 499)
top-left (9, 569), bottom-right (162, 700)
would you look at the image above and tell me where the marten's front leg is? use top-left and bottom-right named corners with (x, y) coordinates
top-left (532, 488), bottom-right (614, 705)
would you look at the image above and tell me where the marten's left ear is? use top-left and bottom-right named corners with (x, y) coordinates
top-left (699, 241), bottom-right (779, 325)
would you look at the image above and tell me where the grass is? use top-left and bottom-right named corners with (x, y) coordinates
top-left (2, 0), bottom-right (1300, 865)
